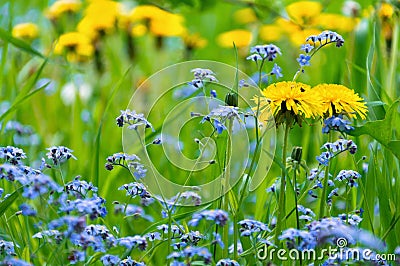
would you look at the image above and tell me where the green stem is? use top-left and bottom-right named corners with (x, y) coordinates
top-left (167, 208), bottom-right (172, 258)
top-left (233, 213), bottom-right (238, 260)
top-left (274, 123), bottom-right (290, 245)
top-left (293, 165), bottom-right (302, 265)
top-left (387, 18), bottom-right (399, 100)
top-left (319, 131), bottom-right (333, 219)
top-left (345, 184), bottom-right (351, 224)
top-left (222, 118), bottom-right (233, 258)
top-left (258, 59), bottom-right (266, 88)
top-left (293, 166), bottom-right (300, 231)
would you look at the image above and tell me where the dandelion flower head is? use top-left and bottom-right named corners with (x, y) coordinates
top-left (313, 84), bottom-right (367, 119)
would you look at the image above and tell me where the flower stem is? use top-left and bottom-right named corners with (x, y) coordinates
top-left (258, 59), bottom-right (265, 88)
top-left (293, 167), bottom-right (300, 231)
top-left (222, 118), bottom-right (233, 257)
top-left (319, 131), bottom-right (333, 219)
top-left (233, 213), bottom-right (238, 259)
top-left (274, 123), bottom-right (290, 245)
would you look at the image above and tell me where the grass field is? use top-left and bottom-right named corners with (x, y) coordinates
top-left (0, 0), bottom-right (399, 265)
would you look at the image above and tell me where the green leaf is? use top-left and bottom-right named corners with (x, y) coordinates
top-left (0, 186), bottom-right (23, 216)
top-left (0, 27), bottom-right (44, 58)
top-left (22, 246), bottom-right (30, 262)
top-left (349, 100), bottom-right (400, 160)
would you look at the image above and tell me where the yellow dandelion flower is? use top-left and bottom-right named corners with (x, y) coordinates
top-left (45, 0), bottom-right (81, 20)
top-left (84, 0), bottom-right (121, 18)
top-left (234, 8), bottom-right (257, 24)
top-left (286, 1), bottom-right (322, 26)
top-left (256, 81), bottom-right (322, 126)
top-left (312, 84), bottom-right (367, 119)
top-left (129, 5), bottom-right (166, 22)
top-left (78, 0), bottom-right (121, 39)
top-left (378, 3), bottom-right (394, 19)
top-left (129, 5), bottom-right (185, 37)
top-left (150, 13), bottom-right (185, 37)
top-left (54, 32), bottom-right (94, 62)
top-left (77, 15), bottom-right (115, 39)
top-left (217, 29), bottom-right (252, 48)
top-left (259, 25), bottom-right (282, 42)
top-left (12, 23), bottom-right (39, 40)
top-left (182, 32), bottom-right (207, 49)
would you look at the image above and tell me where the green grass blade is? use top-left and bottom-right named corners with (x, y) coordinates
top-left (91, 65), bottom-right (133, 187)
top-left (0, 81), bottom-right (49, 123)
top-left (0, 27), bottom-right (45, 58)
top-left (0, 186), bottom-right (23, 216)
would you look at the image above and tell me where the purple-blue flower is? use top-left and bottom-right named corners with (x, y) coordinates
top-left (300, 44), bottom-right (314, 53)
top-left (297, 54), bottom-right (311, 67)
top-left (189, 209), bottom-right (228, 227)
top-left (270, 63), bottom-right (283, 78)
top-left (101, 254), bottom-right (120, 266)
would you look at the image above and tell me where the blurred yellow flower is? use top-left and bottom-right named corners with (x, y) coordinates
top-left (275, 18), bottom-right (301, 34)
top-left (129, 5), bottom-right (166, 21)
top-left (259, 25), bottom-right (282, 42)
top-left (312, 84), bottom-right (367, 119)
top-left (256, 81), bottom-right (322, 126)
top-left (182, 32), bottom-right (207, 49)
top-left (290, 28), bottom-right (321, 46)
top-left (131, 24), bottom-right (147, 37)
top-left (217, 30), bottom-right (252, 48)
top-left (234, 8), bottom-right (257, 24)
top-left (78, 0), bottom-right (121, 39)
top-left (12, 23), bottom-right (39, 40)
top-left (317, 13), bottom-right (359, 32)
top-left (378, 3), bottom-right (394, 19)
top-left (129, 5), bottom-right (185, 37)
top-left (46, 0), bottom-right (81, 20)
top-left (54, 32), bottom-right (94, 62)
top-left (150, 13), bottom-right (185, 37)
top-left (286, 1), bottom-right (322, 26)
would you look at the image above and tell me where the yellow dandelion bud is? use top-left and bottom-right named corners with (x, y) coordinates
top-left (12, 23), bottom-right (39, 40)
top-left (217, 30), bottom-right (252, 48)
